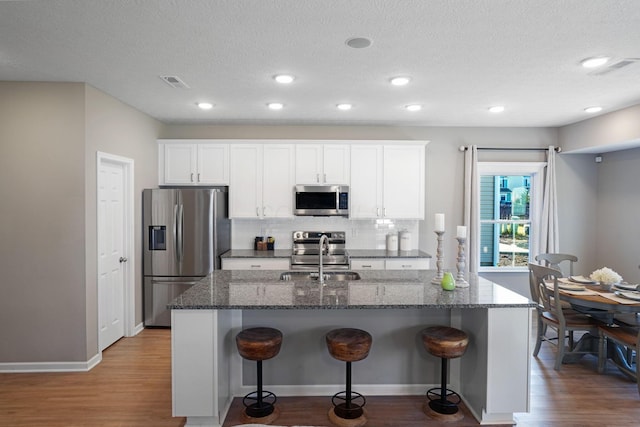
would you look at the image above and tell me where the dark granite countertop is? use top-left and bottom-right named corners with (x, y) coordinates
top-left (220, 249), bottom-right (431, 259)
top-left (169, 270), bottom-right (533, 310)
top-left (348, 249), bottom-right (431, 258)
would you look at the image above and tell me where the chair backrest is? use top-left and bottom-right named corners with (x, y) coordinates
top-left (528, 262), bottom-right (565, 320)
top-left (535, 253), bottom-right (578, 277)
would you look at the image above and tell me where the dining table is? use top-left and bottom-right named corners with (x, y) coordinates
top-left (550, 276), bottom-right (640, 376)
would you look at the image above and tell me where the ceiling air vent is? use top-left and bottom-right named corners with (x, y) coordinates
top-left (590, 58), bottom-right (639, 76)
top-left (159, 75), bottom-right (190, 89)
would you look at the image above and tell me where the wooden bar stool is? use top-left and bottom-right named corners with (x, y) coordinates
top-left (325, 328), bottom-right (372, 427)
top-left (236, 327), bottom-right (283, 424)
top-left (421, 326), bottom-right (469, 421)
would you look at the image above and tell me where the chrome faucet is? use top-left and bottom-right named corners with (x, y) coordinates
top-left (318, 234), bottom-right (329, 284)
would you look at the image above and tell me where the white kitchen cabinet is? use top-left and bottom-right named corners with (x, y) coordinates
top-left (351, 257), bottom-right (430, 270)
top-left (350, 144), bottom-right (425, 219)
top-left (295, 144), bottom-right (350, 184)
top-left (385, 258), bottom-right (430, 270)
top-left (221, 258), bottom-right (290, 270)
top-left (229, 144), bottom-right (294, 218)
top-left (350, 258), bottom-right (386, 270)
top-left (159, 141), bottom-right (229, 185)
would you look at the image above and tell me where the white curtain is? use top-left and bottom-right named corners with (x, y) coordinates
top-left (463, 145), bottom-right (479, 274)
top-left (540, 146), bottom-right (559, 253)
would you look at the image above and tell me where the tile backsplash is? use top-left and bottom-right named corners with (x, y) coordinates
top-left (231, 217), bottom-right (419, 250)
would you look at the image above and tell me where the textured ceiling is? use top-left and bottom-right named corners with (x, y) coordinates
top-left (1, 0), bottom-right (639, 127)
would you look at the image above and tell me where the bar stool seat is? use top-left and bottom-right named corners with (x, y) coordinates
top-left (421, 326), bottom-right (469, 421)
top-left (326, 328), bottom-right (372, 427)
top-left (236, 327), bottom-right (283, 424)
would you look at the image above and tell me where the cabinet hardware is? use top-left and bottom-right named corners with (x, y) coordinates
top-left (197, 173), bottom-right (200, 182)
top-left (190, 173), bottom-right (194, 182)
top-left (119, 257), bottom-right (128, 263)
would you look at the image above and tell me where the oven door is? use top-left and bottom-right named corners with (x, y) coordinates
top-left (290, 254), bottom-right (350, 270)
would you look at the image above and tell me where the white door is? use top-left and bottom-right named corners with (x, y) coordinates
top-left (98, 160), bottom-right (126, 350)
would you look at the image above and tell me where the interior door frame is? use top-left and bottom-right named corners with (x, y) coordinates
top-left (96, 151), bottom-right (136, 343)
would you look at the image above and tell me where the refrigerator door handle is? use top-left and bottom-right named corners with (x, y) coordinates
top-left (177, 204), bottom-right (184, 262)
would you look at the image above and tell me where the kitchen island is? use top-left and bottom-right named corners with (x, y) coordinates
top-left (169, 270), bottom-right (533, 427)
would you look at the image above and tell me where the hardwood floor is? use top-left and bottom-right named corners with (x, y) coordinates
top-left (0, 329), bottom-right (185, 427)
top-left (1, 321), bottom-right (640, 426)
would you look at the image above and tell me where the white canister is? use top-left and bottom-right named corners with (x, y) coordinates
top-left (399, 230), bottom-right (412, 251)
top-left (386, 233), bottom-right (398, 252)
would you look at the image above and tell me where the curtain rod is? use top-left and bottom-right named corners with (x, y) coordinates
top-left (458, 145), bottom-right (561, 153)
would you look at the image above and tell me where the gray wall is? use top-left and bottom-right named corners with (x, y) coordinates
top-left (0, 82), bottom-right (88, 362)
top-left (595, 148), bottom-right (640, 285)
top-left (0, 82), bottom-right (160, 363)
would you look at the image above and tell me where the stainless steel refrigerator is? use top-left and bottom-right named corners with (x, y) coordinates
top-left (143, 188), bottom-right (230, 327)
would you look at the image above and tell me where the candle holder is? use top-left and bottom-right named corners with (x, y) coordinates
top-left (431, 231), bottom-right (445, 284)
top-left (455, 237), bottom-right (469, 288)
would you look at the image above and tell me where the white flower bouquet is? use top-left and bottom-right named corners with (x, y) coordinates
top-left (590, 267), bottom-right (623, 285)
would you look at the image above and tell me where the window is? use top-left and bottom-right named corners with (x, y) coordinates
top-left (477, 162), bottom-right (545, 272)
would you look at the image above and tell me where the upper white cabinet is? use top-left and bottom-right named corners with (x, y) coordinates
top-left (350, 144), bottom-right (425, 219)
top-left (159, 140), bottom-right (229, 185)
top-left (295, 144), bottom-right (350, 184)
top-left (229, 144), bottom-right (294, 219)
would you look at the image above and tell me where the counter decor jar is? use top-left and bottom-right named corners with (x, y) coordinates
top-left (399, 230), bottom-right (411, 251)
top-left (386, 233), bottom-right (398, 252)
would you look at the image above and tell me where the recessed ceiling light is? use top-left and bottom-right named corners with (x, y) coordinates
top-left (584, 106), bottom-right (603, 113)
top-left (197, 102), bottom-right (213, 110)
top-left (390, 76), bottom-right (411, 86)
top-left (405, 104), bottom-right (422, 112)
top-left (336, 103), bottom-right (352, 111)
top-left (274, 74), bottom-right (295, 84)
top-left (345, 37), bottom-right (372, 49)
top-left (267, 102), bottom-right (284, 110)
top-left (581, 56), bottom-right (610, 68)
top-left (488, 105), bottom-right (505, 113)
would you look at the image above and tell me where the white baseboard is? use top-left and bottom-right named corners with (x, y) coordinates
top-left (131, 322), bottom-right (144, 336)
top-left (0, 352), bottom-right (102, 373)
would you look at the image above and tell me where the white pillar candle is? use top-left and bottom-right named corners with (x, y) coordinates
top-left (434, 213), bottom-right (445, 232)
top-left (457, 225), bottom-right (467, 238)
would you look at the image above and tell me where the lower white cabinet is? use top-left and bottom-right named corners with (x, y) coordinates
top-left (350, 259), bottom-right (386, 270)
top-left (221, 258), bottom-right (290, 270)
top-left (385, 258), bottom-right (430, 270)
top-left (350, 258), bottom-right (430, 270)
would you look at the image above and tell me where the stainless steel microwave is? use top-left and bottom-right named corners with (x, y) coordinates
top-left (293, 185), bottom-right (349, 217)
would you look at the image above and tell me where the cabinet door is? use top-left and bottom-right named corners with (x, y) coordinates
top-left (229, 145), bottom-right (261, 218)
top-left (382, 145), bottom-right (425, 219)
top-left (295, 144), bottom-right (323, 184)
top-left (385, 258), bottom-right (430, 270)
top-left (262, 144), bottom-right (294, 217)
top-left (197, 144), bottom-right (229, 185)
top-left (351, 258), bottom-right (386, 270)
top-left (350, 145), bottom-right (382, 218)
top-left (221, 258), bottom-right (290, 270)
top-left (323, 144), bottom-right (350, 184)
top-left (164, 144), bottom-right (197, 185)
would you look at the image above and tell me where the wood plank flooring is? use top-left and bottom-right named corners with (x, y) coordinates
top-left (1, 320), bottom-right (640, 426)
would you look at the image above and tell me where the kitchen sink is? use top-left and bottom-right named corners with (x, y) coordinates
top-left (279, 271), bottom-right (361, 282)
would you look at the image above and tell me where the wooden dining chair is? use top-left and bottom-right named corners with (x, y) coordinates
top-left (535, 253), bottom-right (578, 277)
top-left (529, 263), bottom-right (599, 370)
top-left (598, 324), bottom-right (640, 395)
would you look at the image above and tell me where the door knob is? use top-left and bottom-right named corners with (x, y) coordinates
top-left (119, 257), bottom-right (128, 263)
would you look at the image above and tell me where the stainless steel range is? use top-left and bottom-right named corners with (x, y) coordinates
top-left (291, 231), bottom-right (349, 270)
